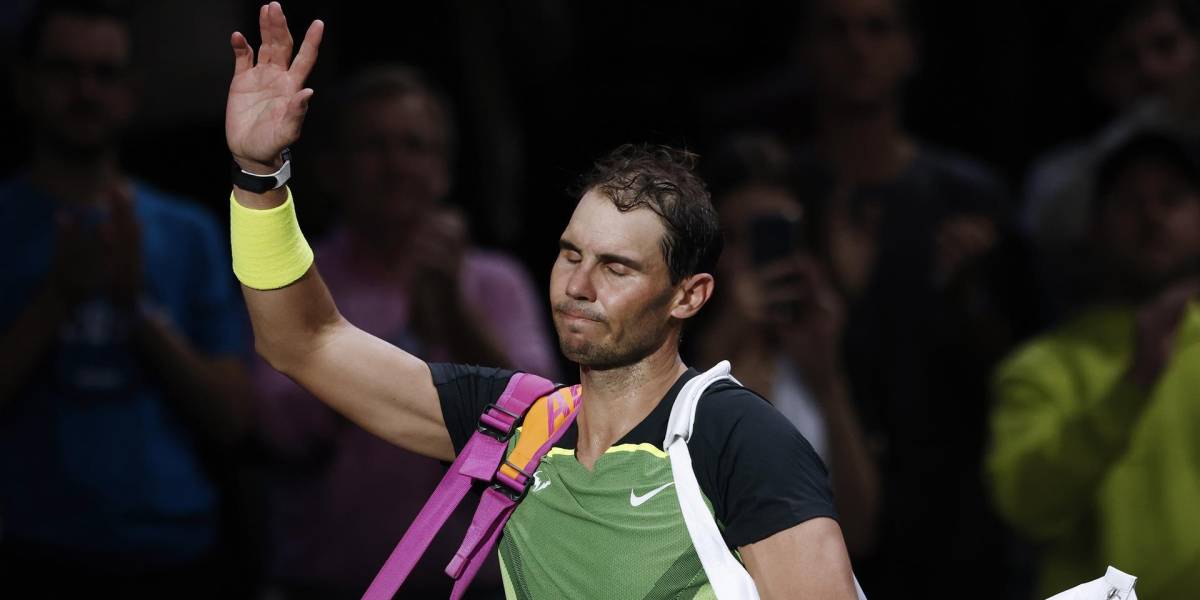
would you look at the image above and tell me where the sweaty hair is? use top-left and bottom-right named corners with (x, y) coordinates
top-left (575, 144), bottom-right (722, 285)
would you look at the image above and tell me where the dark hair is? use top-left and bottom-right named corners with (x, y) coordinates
top-left (325, 64), bottom-right (457, 156)
top-left (1094, 129), bottom-right (1200, 208)
top-left (704, 131), bottom-right (794, 202)
top-left (575, 144), bottom-right (722, 285)
top-left (18, 0), bottom-right (133, 60)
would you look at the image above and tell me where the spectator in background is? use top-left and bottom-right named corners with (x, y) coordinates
top-left (790, 0), bottom-right (1043, 595)
top-left (988, 131), bottom-right (1200, 599)
top-left (693, 132), bottom-right (880, 557)
top-left (252, 65), bottom-right (558, 600)
top-left (0, 1), bottom-right (252, 597)
top-left (1023, 0), bottom-right (1200, 311)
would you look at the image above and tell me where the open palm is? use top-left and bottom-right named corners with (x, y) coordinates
top-left (226, 2), bottom-right (323, 169)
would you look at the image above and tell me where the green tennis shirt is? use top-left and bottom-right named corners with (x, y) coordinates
top-left (431, 364), bottom-right (836, 600)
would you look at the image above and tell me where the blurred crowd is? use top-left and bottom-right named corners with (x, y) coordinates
top-left (1, 0), bottom-right (1199, 598)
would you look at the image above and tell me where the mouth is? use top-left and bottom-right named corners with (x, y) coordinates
top-left (559, 312), bottom-right (595, 324)
top-left (556, 307), bottom-right (602, 324)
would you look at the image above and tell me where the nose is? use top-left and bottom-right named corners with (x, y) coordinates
top-left (564, 262), bottom-right (596, 303)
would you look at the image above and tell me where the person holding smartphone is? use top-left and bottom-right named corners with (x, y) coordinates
top-left (692, 133), bottom-right (881, 558)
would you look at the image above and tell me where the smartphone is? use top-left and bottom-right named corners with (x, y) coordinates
top-left (747, 214), bottom-right (802, 267)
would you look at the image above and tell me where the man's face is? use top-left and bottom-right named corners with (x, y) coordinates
top-left (21, 14), bottom-right (135, 156)
top-left (338, 93), bottom-right (450, 230)
top-left (803, 0), bottom-right (915, 110)
top-left (1093, 5), bottom-right (1199, 110)
top-left (1096, 160), bottom-right (1200, 289)
top-left (550, 190), bottom-right (679, 369)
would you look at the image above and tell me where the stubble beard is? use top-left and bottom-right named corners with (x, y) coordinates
top-left (554, 310), bottom-right (671, 371)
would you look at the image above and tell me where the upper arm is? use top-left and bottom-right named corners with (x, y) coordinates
top-left (245, 267), bottom-right (455, 461)
top-left (740, 517), bottom-right (858, 600)
top-left (694, 386), bottom-right (836, 548)
top-left (289, 315), bottom-right (455, 461)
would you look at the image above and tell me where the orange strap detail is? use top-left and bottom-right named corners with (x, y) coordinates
top-left (499, 385), bottom-right (581, 480)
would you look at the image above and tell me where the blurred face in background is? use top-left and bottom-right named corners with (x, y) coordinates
top-left (1092, 3), bottom-right (1199, 110)
top-left (718, 183), bottom-right (806, 276)
top-left (338, 92), bottom-right (451, 233)
top-left (1095, 159), bottom-right (1200, 292)
top-left (802, 0), bottom-right (915, 111)
top-left (20, 13), bottom-right (136, 158)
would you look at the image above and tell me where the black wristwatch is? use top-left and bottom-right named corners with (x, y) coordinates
top-left (231, 148), bottom-right (292, 193)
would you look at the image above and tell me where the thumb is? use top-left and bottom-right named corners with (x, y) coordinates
top-left (287, 88), bottom-right (315, 120)
top-left (282, 88), bottom-right (314, 141)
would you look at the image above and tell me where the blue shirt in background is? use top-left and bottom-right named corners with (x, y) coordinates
top-left (0, 175), bottom-right (247, 565)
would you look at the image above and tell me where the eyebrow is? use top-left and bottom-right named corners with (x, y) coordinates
top-left (559, 238), bottom-right (645, 271)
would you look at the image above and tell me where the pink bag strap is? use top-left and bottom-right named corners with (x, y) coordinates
top-left (360, 372), bottom-right (557, 600)
top-left (445, 385), bottom-right (583, 600)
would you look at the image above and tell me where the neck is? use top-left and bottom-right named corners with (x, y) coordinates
top-left (574, 336), bottom-right (687, 468)
top-left (814, 99), bottom-right (914, 184)
top-left (28, 140), bottom-right (122, 204)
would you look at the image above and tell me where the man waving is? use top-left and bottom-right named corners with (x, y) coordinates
top-left (226, 3), bottom-right (859, 598)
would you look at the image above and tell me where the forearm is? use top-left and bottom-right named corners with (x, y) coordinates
top-left (231, 186), bottom-right (452, 460)
top-left (0, 283), bottom-right (68, 407)
top-left (232, 185), bottom-right (342, 370)
top-left (132, 309), bottom-right (250, 451)
top-left (812, 375), bottom-right (881, 556)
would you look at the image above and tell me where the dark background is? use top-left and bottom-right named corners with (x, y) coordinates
top-left (0, 0), bottom-right (1109, 291)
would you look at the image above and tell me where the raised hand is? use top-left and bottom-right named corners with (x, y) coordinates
top-left (1129, 278), bottom-right (1200, 389)
top-left (226, 2), bottom-right (323, 172)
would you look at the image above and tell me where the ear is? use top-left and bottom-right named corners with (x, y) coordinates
top-left (670, 273), bottom-right (715, 320)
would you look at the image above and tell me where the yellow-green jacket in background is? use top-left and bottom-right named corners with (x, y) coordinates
top-left (987, 302), bottom-right (1200, 598)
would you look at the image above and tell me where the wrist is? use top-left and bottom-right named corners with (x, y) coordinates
top-left (233, 154), bottom-right (285, 174)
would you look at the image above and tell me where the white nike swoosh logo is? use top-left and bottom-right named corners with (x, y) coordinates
top-left (629, 482), bottom-right (675, 507)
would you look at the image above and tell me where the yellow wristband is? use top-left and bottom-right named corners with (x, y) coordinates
top-left (230, 187), bottom-right (315, 290)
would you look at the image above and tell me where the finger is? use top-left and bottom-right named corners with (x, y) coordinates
top-left (272, 2), bottom-right (295, 61)
top-left (258, 4), bottom-right (274, 64)
top-left (231, 31), bottom-right (255, 74)
top-left (290, 20), bottom-right (324, 82)
top-left (259, 4), bottom-right (287, 67)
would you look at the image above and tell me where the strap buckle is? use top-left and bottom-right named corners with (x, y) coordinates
top-left (491, 458), bottom-right (534, 501)
top-left (476, 402), bottom-right (522, 441)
